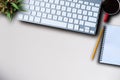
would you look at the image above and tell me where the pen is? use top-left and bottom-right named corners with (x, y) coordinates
top-left (91, 27), bottom-right (104, 60)
top-left (91, 13), bottom-right (109, 60)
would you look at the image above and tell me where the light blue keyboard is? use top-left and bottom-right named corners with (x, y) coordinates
top-left (18, 0), bottom-right (102, 35)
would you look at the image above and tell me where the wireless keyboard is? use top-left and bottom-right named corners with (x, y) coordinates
top-left (18, 0), bottom-right (102, 35)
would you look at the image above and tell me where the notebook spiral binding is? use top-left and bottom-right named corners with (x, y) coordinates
top-left (99, 26), bottom-right (106, 62)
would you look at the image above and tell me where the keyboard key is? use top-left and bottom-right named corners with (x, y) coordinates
top-left (84, 2), bottom-right (89, 5)
top-left (69, 18), bottom-right (74, 23)
top-left (88, 17), bottom-right (97, 22)
top-left (85, 29), bottom-right (89, 33)
top-left (60, 1), bottom-right (65, 5)
top-left (18, 14), bottom-right (23, 20)
top-left (30, 0), bottom-right (34, 5)
top-left (76, 4), bottom-right (80, 8)
top-left (62, 6), bottom-right (66, 11)
top-left (67, 13), bottom-right (72, 17)
top-left (90, 3), bottom-right (94, 6)
top-left (79, 1), bottom-right (83, 4)
top-left (41, 8), bottom-right (45, 12)
top-left (56, 5), bottom-right (61, 10)
top-left (49, 0), bottom-right (54, 3)
top-left (54, 0), bottom-right (59, 4)
top-left (90, 30), bottom-right (95, 34)
top-left (34, 17), bottom-right (40, 23)
top-left (24, 15), bottom-right (29, 21)
top-left (40, 2), bottom-right (45, 7)
top-left (31, 11), bottom-right (36, 16)
top-left (41, 19), bottom-right (67, 28)
top-left (30, 5), bottom-right (34, 10)
top-left (81, 5), bottom-right (86, 9)
top-left (73, 0), bottom-right (78, 3)
top-left (42, 13), bottom-right (47, 18)
top-left (85, 27), bottom-right (90, 30)
top-left (37, 12), bottom-right (42, 17)
top-left (46, 3), bottom-right (50, 8)
top-left (93, 12), bottom-right (98, 17)
top-left (47, 14), bottom-right (52, 19)
top-left (35, 1), bottom-right (40, 6)
top-left (72, 8), bottom-right (77, 13)
top-left (68, 24), bottom-right (74, 30)
top-left (35, 7), bottom-right (40, 11)
top-left (85, 21), bottom-right (96, 27)
top-left (77, 10), bottom-right (82, 14)
top-left (65, 2), bottom-right (70, 6)
top-left (85, 27), bottom-right (90, 33)
top-left (68, 0), bottom-right (72, 2)
top-left (92, 7), bottom-right (99, 12)
top-left (46, 8), bottom-right (50, 13)
top-left (44, 0), bottom-right (49, 2)
top-left (74, 25), bottom-right (79, 30)
top-left (62, 12), bottom-right (67, 16)
top-left (88, 11), bottom-right (93, 16)
top-left (53, 15), bottom-right (58, 20)
top-left (67, 7), bottom-right (72, 12)
top-left (79, 20), bottom-right (84, 25)
top-left (95, 4), bottom-right (100, 7)
top-left (56, 11), bottom-right (61, 15)
top-left (86, 6), bottom-right (91, 10)
top-left (58, 16), bottom-right (63, 21)
top-left (72, 14), bottom-right (77, 18)
top-left (29, 16), bottom-right (34, 21)
top-left (63, 17), bottom-right (68, 22)
top-left (83, 16), bottom-right (88, 20)
top-left (70, 3), bottom-right (75, 7)
top-left (51, 10), bottom-right (56, 14)
top-left (51, 4), bottom-right (56, 9)
top-left (83, 10), bottom-right (87, 15)
top-left (78, 15), bottom-right (82, 19)
top-left (79, 28), bottom-right (84, 32)
top-left (74, 19), bottom-right (79, 24)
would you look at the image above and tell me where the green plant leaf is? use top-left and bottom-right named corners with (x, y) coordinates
top-left (17, 0), bottom-right (23, 3)
top-left (1, 8), bottom-right (5, 13)
top-left (0, 0), bottom-right (24, 21)
top-left (6, 12), bottom-right (12, 21)
top-left (11, 2), bottom-right (19, 10)
top-left (4, 1), bottom-right (8, 5)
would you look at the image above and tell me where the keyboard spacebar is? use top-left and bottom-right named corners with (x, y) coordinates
top-left (41, 19), bottom-right (67, 28)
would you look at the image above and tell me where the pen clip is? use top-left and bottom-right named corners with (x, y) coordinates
top-left (104, 13), bottom-right (110, 23)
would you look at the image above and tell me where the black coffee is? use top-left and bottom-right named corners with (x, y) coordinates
top-left (102, 0), bottom-right (120, 14)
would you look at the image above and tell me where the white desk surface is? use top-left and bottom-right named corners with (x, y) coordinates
top-left (0, 14), bottom-right (120, 80)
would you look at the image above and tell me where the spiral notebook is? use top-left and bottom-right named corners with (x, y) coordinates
top-left (99, 24), bottom-right (120, 66)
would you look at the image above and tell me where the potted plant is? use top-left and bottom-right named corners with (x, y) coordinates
top-left (0, 0), bottom-right (23, 20)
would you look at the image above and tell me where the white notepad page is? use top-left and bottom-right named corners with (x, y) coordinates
top-left (100, 25), bottom-right (120, 66)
